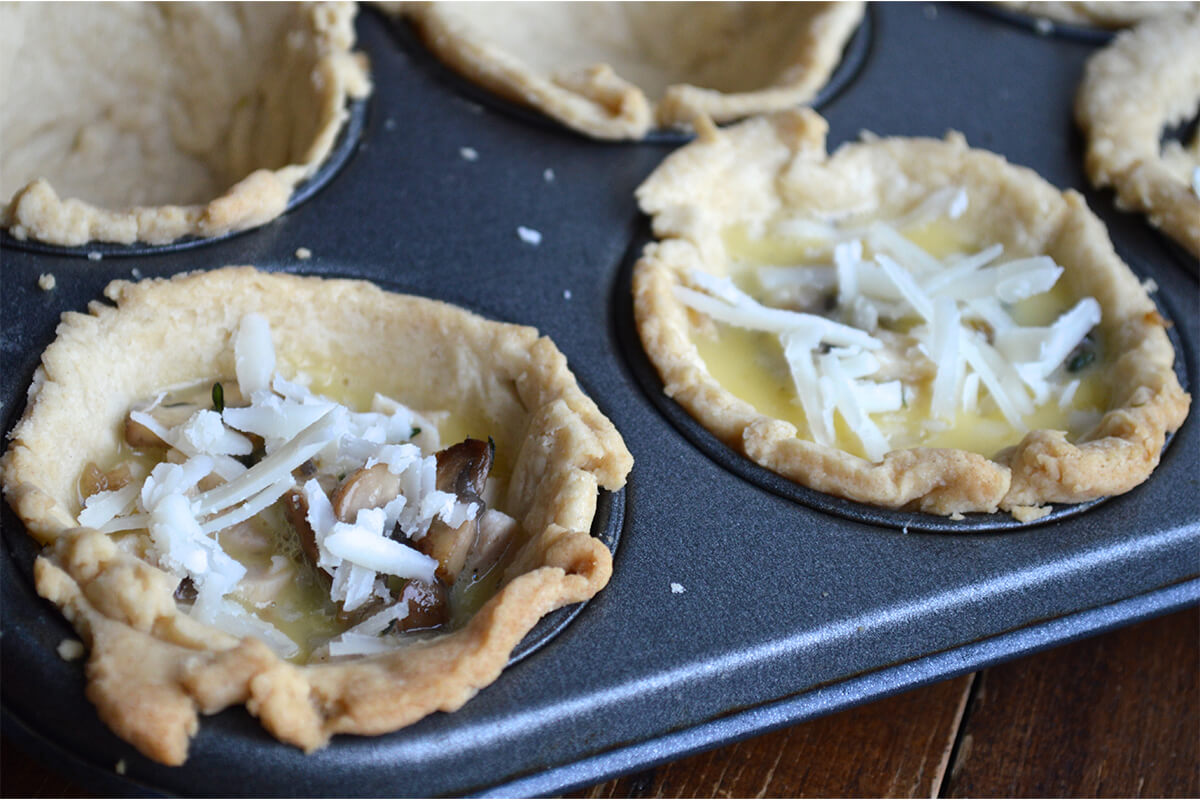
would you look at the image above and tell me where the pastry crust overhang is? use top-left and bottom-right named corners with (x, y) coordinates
top-left (0, 267), bottom-right (632, 764)
top-left (1075, 7), bottom-right (1200, 260)
top-left (0, 3), bottom-right (371, 247)
top-left (398, 1), bottom-right (864, 140)
top-left (993, 2), bottom-right (1198, 29)
top-left (633, 109), bottom-right (1190, 517)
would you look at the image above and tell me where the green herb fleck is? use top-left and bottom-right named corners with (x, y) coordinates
top-left (1067, 350), bottom-right (1095, 373)
top-left (410, 426), bottom-right (422, 437)
top-left (211, 382), bottom-right (225, 412)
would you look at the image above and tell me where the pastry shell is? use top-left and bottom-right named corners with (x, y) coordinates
top-left (0, 266), bottom-right (632, 764)
top-left (993, 2), bottom-right (1197, 30)
top-left (0, 3), bottom-right (371, 247)
top-left (633, 109), bottom-right (1190, 517)
top-left (398, 1), bottom-right (864, 140)
top-left (1075, 7), bottom-right (1200, 260)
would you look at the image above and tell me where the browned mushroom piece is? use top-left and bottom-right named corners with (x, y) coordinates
top-left (392, 578), bottom-right (449, 632)
top-left (331, 463), bottom-right (402, 523)
top-left (416, 438), bottom-right (494, 585)
top-left (283, 488), bottom-right (322, 569)
top-left (124, 401), bottom-right (202, 448)
top-left (79, 460), bottom-right (134, 499)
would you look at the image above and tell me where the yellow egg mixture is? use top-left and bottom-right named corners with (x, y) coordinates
top-left (693, 220), bottom-right (1110, 460)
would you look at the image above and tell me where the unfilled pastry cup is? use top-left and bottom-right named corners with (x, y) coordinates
top-left (0, 2), bottom-right (371, 248)
top-left (394, 1), bottom-right (867, 140)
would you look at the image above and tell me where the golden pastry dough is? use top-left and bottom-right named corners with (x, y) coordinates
top-left (633, 109), bottom-right (1190, 516)
top-left (1075, 7), bottom-right (1200, 260)
top-left (397, 1), bottom-right (864, 140)
top-left (0, 3), bottom-right (370, 247)
top-left (994, 2), bottom-right (1196, 29)
top-left (1, 267), bottom-right (632, 764)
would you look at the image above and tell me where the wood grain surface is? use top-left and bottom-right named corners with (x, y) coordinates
top-left (3, 607), bottom-right (1197, 798)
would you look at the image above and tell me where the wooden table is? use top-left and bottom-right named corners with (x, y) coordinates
top-left (4, 606), bottom-right (1196, 797)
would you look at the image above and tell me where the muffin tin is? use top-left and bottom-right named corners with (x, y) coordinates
top-left (2, 3), bottom-right (1197, 796)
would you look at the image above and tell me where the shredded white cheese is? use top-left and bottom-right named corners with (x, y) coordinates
top-left (83, 315), bottom-right (479, 658)
top-left (680, 190), bottom-right (1102, 460)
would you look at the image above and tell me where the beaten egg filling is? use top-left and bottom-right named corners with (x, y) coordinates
top-left (691, 214), bottom-right (1110, 462)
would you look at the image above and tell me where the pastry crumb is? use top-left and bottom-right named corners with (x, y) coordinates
top-left (295, 247), bottom-right (312, 260)
top-left (115, 760), bottom-right (127, 775)
top-left (384, 117), bottom-right (397, 131)
top-left (544, 168), bottom-right (555, 182)
top-left (57, 638), bottom-right (84, 660)
top-left (1034, 17), bottom-right (1054, 34)
top-left (901, 525), bottom-right (910, 534)
top-left (670, 582), bottom-right (685, 594)
top-left (460, 146), bottom-right (479, 161)
top-left (37, 273), bottom-right (56, 291)
top-left (1141, 278), bottom-right (1158, 294)
top-left (131, 268), bottom-right (143, 279)
top-left (87, 250), bottom-right (103, 261)
top-left (821, 591), bottom-right (830, 597)
top-left (563, 289), bottom-right (572, 300)
top-left (1011, 505), bottom-right (1052, 523)
top-left (517, 226), bottom-right (542, 245)
top-left (949, 512), bottom-right (965, 521)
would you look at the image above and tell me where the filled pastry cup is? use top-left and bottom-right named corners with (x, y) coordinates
top-left (1075, 6), bottom-right (1200, 260)
top-left (398, 1), bottom-right (864, 140)
top-left (633, 109), bottom-right (1189, 518)
top-left (0, 3), bottom-right (371, 247)
top-left (1, 267), bottom-right (632, 764)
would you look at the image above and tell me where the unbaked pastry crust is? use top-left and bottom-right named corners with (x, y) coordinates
top-left (396, 1), bottom-right (864, 140)
top-left (633, 109), bottom-right (1190, 516)
top-left (0, 3), bottom-right (371, 247)
top-left (1075, 7), bottom-right (1200, 260)
top-left (993, 2), bottom-right (1197, 29)
top-left (1, 267), bottom-right (632, 764)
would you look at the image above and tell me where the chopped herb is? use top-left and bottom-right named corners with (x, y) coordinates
top-left (1067, 349), bottom-right (1095, 373)
top-left (211, 382), bottom-right (225, 412)
top-left (410, 426), bottom-right (422, 437)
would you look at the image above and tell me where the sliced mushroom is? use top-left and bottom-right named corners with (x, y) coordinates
top-left (416, 438), bottom-right (494, 585)
top-left (331, 463), bottom-right (402, 523)
top-left (125, 401), bottom-right (201, 448)
top-left (435, 437), bottom-right (493, 497)
top-left (283, 488), bottom-right (322, 569)
top-left (79, 461), bottom-right (134, 499)
top-left (391, 579), bottom-right (449, 632)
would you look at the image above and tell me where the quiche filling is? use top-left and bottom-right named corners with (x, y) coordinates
top-left (682, 189), bottom-right (1109, 462)
top-left (74, 314), bottom-right (518, 663)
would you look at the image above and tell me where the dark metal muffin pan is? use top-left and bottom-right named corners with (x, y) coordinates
top-left (2, 3), bottom-right (1197, 796)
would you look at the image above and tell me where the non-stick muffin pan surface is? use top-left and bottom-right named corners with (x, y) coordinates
top-left (2, 4), bottom-right (1197, 796)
